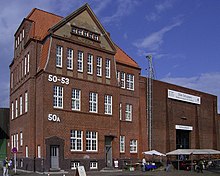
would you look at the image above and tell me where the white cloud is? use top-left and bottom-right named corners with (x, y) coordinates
top-left (102, 0), bottom-right (139, 24)
top-left (93, 0), bottom-right (111, 15)
top-left (161, 72), bottom-right (220, 113)
top-left (134, 21), bottom-right (182, 51)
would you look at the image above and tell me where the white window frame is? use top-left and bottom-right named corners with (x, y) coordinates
top-left (89, 92), bottom-right (98, 113)
top-left (121, 72), bottom-right (125, 88)
top-left (25, 92), bottom-right (28, 113)
top-left (70, 130), bottom-right (83, 151)
top-left (67, 48), bottom-right (73, 70)
top-left (126, 74), bottom-right (134, 90)
top-left (104, 95), bottom-right (112, 115)
top-left (130, 139), bottom-right (137, 153)
top-left (117, 71), bottom-right (120, 85)
top-left (90, 161), bottom-right (98, 169)
top-left (20, 132), bottom-right (23, 146)
top-left (15, 99), bottom-right (18, 118)
top-left (56, 45), bottom-right (63, 68)
top-left (86, 131), bottom-right (98, 152)
top-left (11, 135), bottom-right (13, 149)
top-left (27, 53), bottom-right (30, 73)
top-left (120, 136), bottom-right (125, 153)
top-left (25, 146), bottom-right (28, 157)
top-left (77, 51), bottom-right (83, 72)
top-left (105, 58), bottom-right (110, 78)
top-left (11, 102), bottom-right (14, 120)
top-left (37, 145), bottom-right (41, 158)
top-left (71, 161), bottom-right (80, 170)
top-left (16, 133), bottom-right (19, 150)
top-left (119, 103), bottom-right (122, 120)
top-left (125, 104), bottom-right (132, 121)
top-left (24, 56), bottom-right (27, 75)
top-left (22, 29), bottom-right (25, 38)
top-left (21, 59), bottom-right (24, 77)
top-left (53, 86), bottom-right (63, 109)
top-left (20, 95), bottom-right (22, 115)
top-left (87, 53), bottom-right (93, 74)
top-left (72, 89), bottom-right (81, 111)
top-left (97, 57), bottom-right (102, 77)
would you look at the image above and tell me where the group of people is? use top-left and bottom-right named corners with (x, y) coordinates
top-left (2, 157), bottom-right (13, 176)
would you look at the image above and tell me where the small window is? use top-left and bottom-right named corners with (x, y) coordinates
top-left (90, 161), bottom-right (98, 169)
top-left (125, 104), bottom-right (132, 121)
top-left (104, 95), bottom-right (112, 115)
top-left (71, 161), bottom-right (80, 170)
top-left (97, 57), bottom-right (102, 77)
top-left (130, 139), bottom-right (137, 153)
top-left (56, 46), bottom-right (63, 68)
top-left (77, 51), bottom-right (84, 72)
top-left (120, 136), bottom-right (125, 153)
top-left (53, 86), bottom-right (63, 108)
top-left (67, 48), bottom-right (73, 70)
top-left (87, 54), bottom-right (93, 74)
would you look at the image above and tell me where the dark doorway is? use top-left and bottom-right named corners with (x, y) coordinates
top-left (105, 136), bottom-right (114, 167)
top-left (176, 129), bottom-right (190, 149)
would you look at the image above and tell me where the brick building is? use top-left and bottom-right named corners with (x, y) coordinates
top-left (9, 4), bottom-right (219, 172)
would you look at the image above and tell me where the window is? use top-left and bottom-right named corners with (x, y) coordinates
top-left (77, 51), bottom-right (83, 72)
top-left (37, 145), bottom-right (41, 158)
top-left (20, 33), bottom-right (22, 42)
top-left (20, 132), bottom-right (23, 146)
top-left (53, 86), bottom-right (63, 108)
top-left (126, 74), bottom-right (134, 90)
top-left (27, 53), bottom-right (30, 73)
top-left (20, 96), bottom-right (22, 115)
top-left (87, 54), bottom-right (93, 74)
top-left (72, 89), bottom-right (81, 111)
top-left (104, 95), bottom-right (112, 115)
top-left (70, 130), bottom-right (83, 151)
top-left (22, 29), bottom-right (25, 38)
top-left (25, 146), bottom-right (28, 157)
top-left (56, 46), bottom-right (63, 67)
top-left (119, 103), bottom-right (122, 120)
top-left (15, 99), bottom-right (18, 118)
top-left (130, 139), bottom-right (137, 153)
top-left (11, 135), bottom-right (13, 149)
top-left (11, 72), bottom-right (13, 89)
top-left (11, 102), bottom-right (14, 120)
top-left (15, 39), bottom-right (17, 48)
top-left (24, 56), bottom-right (27, 75)
top-left (16, 133), bottom-right (19, 150)
top-left (86, 131), bottom-right (98, 151)
top-left (121, 72), bottom-right (125, 88)
top-left (21, 59), bottom-right (23, 77)
top-left (97, 57), bottom-right (102, 77)
top-left (67, 48), bottom-right (73, 70)
top-left (89, 92), bottom-right (98, 113)
top-left (117, 71), bottom-right (120, 85)
top-left (125, 104), bottom-right (132, 121)
top-left (120, 136), bottom-right (125, 153)
top-left (25, 92), bottom-right (28, 113)
top-left (105, 59), bottom-right (110, 78)
top-left (71, 161), bottom-right (80, 170)
top-left (90, 162), bottom-right (98, 169)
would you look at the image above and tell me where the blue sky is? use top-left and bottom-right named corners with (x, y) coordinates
top-left (0, 0), bottom-right (220, 112)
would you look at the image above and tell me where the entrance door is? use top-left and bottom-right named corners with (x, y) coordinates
top-left (105, 136), bottom-right (113, 167)
top-left (50, 146), bottom-right (59, 169)
top-left (176, 129), bottom-right (190, 149)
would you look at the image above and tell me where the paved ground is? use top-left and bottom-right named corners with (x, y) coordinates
top-left (1, 168), bottom-right (220, 176)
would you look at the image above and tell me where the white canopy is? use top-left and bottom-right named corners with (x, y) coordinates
top-left (143, 150), bottom-right (166, 156)
top-left (166, 149), bottom-right (220, 155)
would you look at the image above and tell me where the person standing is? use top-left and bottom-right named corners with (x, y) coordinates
top-left (3, 157), bottom-right (9, 176)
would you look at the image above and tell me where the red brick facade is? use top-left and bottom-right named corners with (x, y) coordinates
top-left (9, 4), bottom-right (219, 172)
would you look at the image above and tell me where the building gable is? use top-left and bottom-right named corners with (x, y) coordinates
top-left (50, 4), bottom-right (116, 54)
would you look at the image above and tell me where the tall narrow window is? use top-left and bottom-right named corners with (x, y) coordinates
top-left (67, 48), bottom-right (73, 70)
top-left (117, 71), bottom-right (120, 85)
top-left (130, 139), bottom-right (137, 153)
top-left (97, 57), bottom-right (102, 77)
top-left (72, 89), bottom-right (81, 111)
top-left (15, 99), bottom-right (18, 118)
top-left (37, 145), bottom-right (41, 158)
top-left (11, 102), bottom-right (14, 120)
top-left (125, 104), bottom-right (132, 121)
top-left (56, 46), bottom-right (62, 67)
top-left (120, 136), bottom-right (125, 153)
top-left (89, 92), bottom-right (98, 113)
top-left (20, 132), bottom-right (23, 146)
top-left (77, 51), bottom-right (83, 72)
top-left (24, 56), bottom-right (27, 75)
top-left (87, 54), bottom-right (93, 74)
top-left (11, 72), bottom-right (14, 89)
top-left (105, 58), bottom-right (110, 78)
top-left (22, 29), bottom-right (25, 38)
top-left (70, 130), bottom-right (83, 151)
top-left (27, 53), bottom-right (30, 73)
top-left (20, 95), bottom-right (23, 115)
top-left (86, 131), bottom-right (98, 151)
top-left (21, 59), bottom-right (23, 77)
top-left (25, 146), bottom-right (28, 157)
top-left (16, 133), bottom-right (19, 150)
top-left (119, 103), bottom-right (122, 120)
top-left (104, 95), bottom-right (112, 115)
top-left (11, 135), bottom-right (13, 149)
top-left (25, 92), bottom-right (28, 113)
top-left (121, 72), bottom-right (125, 88)
top-left (53, 86), bottom-right (63, 108)
top-left (126, 74), bottom-right (134, 90)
